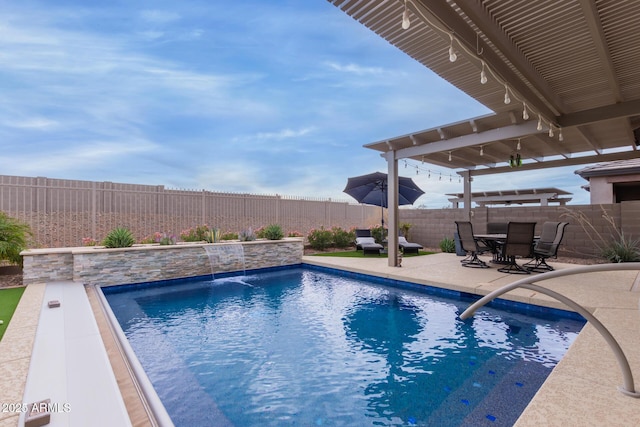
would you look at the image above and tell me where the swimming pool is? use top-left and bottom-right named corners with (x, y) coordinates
top-left (104, 266), bottom-right (585, 426)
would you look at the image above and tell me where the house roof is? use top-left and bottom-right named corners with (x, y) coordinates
top-left (329, 0), bottom-right (640, 174)
top-left (575, 158), bottom-right (640, 179)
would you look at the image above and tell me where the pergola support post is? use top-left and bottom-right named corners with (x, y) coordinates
top-left (385, 151), bottom-right (400, 267)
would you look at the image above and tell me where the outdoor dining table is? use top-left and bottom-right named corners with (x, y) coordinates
top-left (474, 233), bottom-right (540, 264)
top-left (474, 234), bottom-right (507, 263)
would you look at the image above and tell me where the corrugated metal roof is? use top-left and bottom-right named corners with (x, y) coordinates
top-left (328, 0), bottom-right (640, 174)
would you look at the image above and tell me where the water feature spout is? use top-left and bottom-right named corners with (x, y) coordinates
top-left (203, 243), bottom-right (246, 279)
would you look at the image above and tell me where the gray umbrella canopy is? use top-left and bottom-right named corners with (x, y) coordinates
top-left (343, 172), bottom-right (425, 225)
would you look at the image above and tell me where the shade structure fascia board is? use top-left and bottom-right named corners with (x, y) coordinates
top-left (389, 120), bottom-right (541, 161)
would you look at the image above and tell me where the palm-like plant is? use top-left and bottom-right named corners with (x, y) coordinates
top-left (0, 212), bottom-right (32, 265)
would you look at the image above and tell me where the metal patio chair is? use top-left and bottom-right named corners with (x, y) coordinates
top-left (524, 222), bottom-right (569, 272)
top-left (455, 221), bottom-right (489, 268)
top-left (497, 222), bottom-right (536, 274)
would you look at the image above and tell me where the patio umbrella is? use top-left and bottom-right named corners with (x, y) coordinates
top-left (343, 172), bottom-right (425, 226)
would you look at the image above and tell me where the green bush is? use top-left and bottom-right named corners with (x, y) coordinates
top-left (239, 228), bottom-right (257, 241)
top-left (307, 227), bottom-right (333, 250)
top-left (180, 225), bottom-right (211, 242)
top-left (439, 237), bottom-right (456, 253)
top-left (601, 235), bottom-right (640, 263)
top-left (370, 225), bottom-right (387, 244)
top-left (220, 231), bottom-right (239, 241)
top-left (103, 227), bottom-right (135, 248)
top-left (262, 224), bottom-right (284, 240)
top-left (0, 212), bottom-right (32, 265)
top-left (332, 226), bottom-right (354, 248)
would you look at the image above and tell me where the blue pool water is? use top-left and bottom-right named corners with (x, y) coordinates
top-left (104, 266), bottom-right (585, 427)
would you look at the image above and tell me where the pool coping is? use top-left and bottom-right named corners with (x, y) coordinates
top-left (2, 253), bottom-right (639, 426)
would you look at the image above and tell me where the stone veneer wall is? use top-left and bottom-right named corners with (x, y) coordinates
top-left (22, 238), bottom-right (304, 287)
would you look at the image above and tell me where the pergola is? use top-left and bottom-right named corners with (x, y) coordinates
top-left (446, 187), bottom-right (572, 207)
top-left (328, 0), bottom-right (640, 266)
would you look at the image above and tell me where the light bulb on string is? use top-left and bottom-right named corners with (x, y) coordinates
top-left (504, 84), bottom-right (511, 104)
top-left (480, 61), bottom-right (487, 84)
top-left (559, 129), bottom-right (564, 142)
top-left (401, 1), bottom-right (411, 30)
top-left (548, 126), bottom-right (554, 137)
top-left (448, 34), bottom-right (457, 62)
top-left (537, 114), bottom-right (543, 131)
top-left (448, 151), bottom-right (452, 161)
top-left (516, 139), bottom-right (521, 150)
top-left (522, 103), bottom-right (529, 120)
top-left (480, 146), bottom-right (484, 156)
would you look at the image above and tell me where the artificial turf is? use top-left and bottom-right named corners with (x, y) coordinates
top-left (0, 287), bottom-right (26, 341)
top-left (310, 250), bottom-right (434, 258)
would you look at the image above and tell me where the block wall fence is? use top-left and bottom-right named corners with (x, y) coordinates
top-left (400, 201), bottom-right (640, 258)
top-left (3, 174), bottom-right (639, 259)
top-left (0, 175), bottom-right (380, 248)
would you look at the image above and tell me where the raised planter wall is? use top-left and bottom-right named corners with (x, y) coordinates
top-left (22, 238), bottom-right (304, 287)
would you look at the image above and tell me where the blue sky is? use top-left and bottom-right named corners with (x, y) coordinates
top-left (0, 0), bottom-right (591, 207)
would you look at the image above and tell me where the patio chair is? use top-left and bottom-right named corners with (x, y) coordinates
top-left (524, 222), bottom-right (569, 272)
top-left (497, 222), bottom-right (536, 274)
top-left (455, 221), bottom-right (489, 268)
top-left (355, 236), bottom-right (383, 255)
top-left (487, 222), bottom-right (508, 234)
top-left (398, 236), bottom-right (423, 254)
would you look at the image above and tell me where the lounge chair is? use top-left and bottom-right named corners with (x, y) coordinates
top-left (355, 236), bottom-right (383, 255)
top-left (497, 222), bottom-right (536, 274)
top-left (398, 236), bottom-right (423, 254)
top-left (524, 222), bottom-right (568, 272)
top-left (455, 221), bottom-right (489, 268)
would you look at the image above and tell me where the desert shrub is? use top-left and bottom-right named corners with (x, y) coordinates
top-left (0, 212), bottom-right (32, 265)
top-left (601, 236), bottom-right (640, 263)
top-left (370, 225), bottom-right (387, 244)
top-left (561, 206), bottom-right (640, 262)
top-left (400, 222), bottom-right (412, 240)
top-left (262, 224), bottom-right (284, 240)
top-left (332, 226), bottom-right (354, 248)
top-left (288, 230), bottom-right (303, 237)
top-left (82, 237), bottom-right (98, 246)
top-left (439, 237), bottom-right (456, 253)
top-left (103, 227), bottom-right (135, 248)
top-left (239, 228), bottom-right (257, 241)
top-left (307, 227), bottom-right (333, 250)
top-left (220, 232), bottom-right (239, 241)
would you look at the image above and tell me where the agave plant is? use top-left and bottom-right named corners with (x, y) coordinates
top-left (262, 224), bottom-right (284, 240)
top-left (102, 227), bottom-right (135, 248)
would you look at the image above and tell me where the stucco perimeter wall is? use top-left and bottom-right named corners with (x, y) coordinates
top-left (22, 238), bottom-right (304, 287)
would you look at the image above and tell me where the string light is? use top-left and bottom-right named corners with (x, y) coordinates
top-left (480, 145), bottom-right (484, 156)
top-left (448, 34), bottom-right (457, 62)
top-left (448, 151), bottom-right (452, 161)
top-left (558, 129), bottom-right (564, 142)
top-left (402, 160), bottom-right (458, 183)
top-left (480, 61), bottom-right (487, 84)
top-left (398, 1), bottom-right (564, 141)
top-left (401, 0), bottom-right (411, 30)
top-left (516, 139), bottom-right (521, 150)
top-left (548, 126), bottom-right (554, 137)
